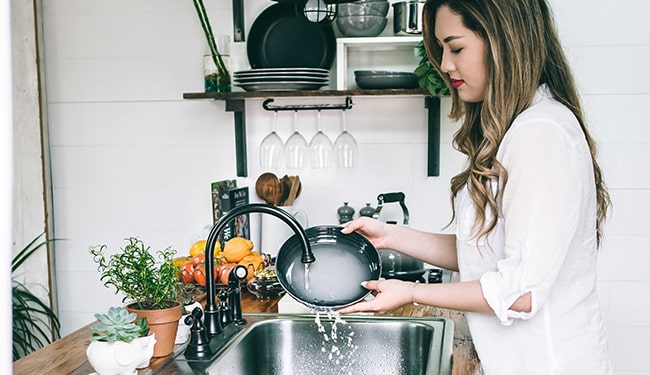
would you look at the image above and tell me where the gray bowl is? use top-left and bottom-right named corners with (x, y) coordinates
top-left (337, 1), bottom-right (390, 17)
top-left (336, 15), bottom-right (388, 37)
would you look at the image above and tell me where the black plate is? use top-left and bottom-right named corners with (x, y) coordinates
top-left (276, 225), bottom-right (381, 311)
top-left (247, 3), bottom-right (336, 69)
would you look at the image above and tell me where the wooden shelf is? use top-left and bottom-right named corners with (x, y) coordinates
top-left (183, 88), bottom-right (429, 100)
top-left (183, 90), bottom-right (440, 178)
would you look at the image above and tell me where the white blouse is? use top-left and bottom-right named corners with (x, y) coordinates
top-left (455, 86), bottom-right (613, 374)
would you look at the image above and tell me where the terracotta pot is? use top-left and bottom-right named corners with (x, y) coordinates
top-left (126, 301), bottom-right (182, 357)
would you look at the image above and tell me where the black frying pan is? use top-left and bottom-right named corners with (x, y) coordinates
top-left (247, 3), bottom-right (336, 69)
top-left (276, 225), bottom-right (381, 311)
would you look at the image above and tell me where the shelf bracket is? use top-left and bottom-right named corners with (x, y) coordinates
top-left (232, 0), bottom-right (245, 42)
top-left (425, 96), bottom-right (441, 177)
top-left (262, 96), bottom-right (354, 112)
top-left (225, 99), bottom-right (247, 177)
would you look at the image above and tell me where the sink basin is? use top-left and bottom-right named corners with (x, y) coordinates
top-left (201, 314), bottom-right (454, 375)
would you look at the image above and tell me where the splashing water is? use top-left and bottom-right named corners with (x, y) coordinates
top-left (312, 311), bottom-right (359, 374)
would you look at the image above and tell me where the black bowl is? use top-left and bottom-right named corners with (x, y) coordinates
top-left (276, 225), bottom-right (381, 311)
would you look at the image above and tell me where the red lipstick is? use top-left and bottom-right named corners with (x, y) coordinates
top-left (451, 79), bottom-right (464, 89)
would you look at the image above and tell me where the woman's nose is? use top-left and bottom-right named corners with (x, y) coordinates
top-left (440, 52), bottom-right (454, 73)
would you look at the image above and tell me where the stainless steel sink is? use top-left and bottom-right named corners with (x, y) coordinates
top-left (203, 314), bottom-right (454, 375)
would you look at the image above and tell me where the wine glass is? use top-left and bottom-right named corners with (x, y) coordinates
top-left (309, 110), bottom-right (333, 168)
top-left (285, 111), bottom-right (309, 169)
top-left (259, 111), bottom-right (284, 169)
top-left (334, 110), bottom-right (358, 168)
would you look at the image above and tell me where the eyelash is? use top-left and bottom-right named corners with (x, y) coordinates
top-left (451, 48), bottom-right (463, 54)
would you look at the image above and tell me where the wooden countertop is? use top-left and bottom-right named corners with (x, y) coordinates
top-left (13, 290), bottom-right (480, 375)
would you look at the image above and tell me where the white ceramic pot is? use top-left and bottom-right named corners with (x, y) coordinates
top-left (135, 334), bottom-right (157, 369)
top-left (87, 336), bottom-right (155, 375)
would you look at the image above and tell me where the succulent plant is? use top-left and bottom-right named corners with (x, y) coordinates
top-left (91, 306), bottom-right (149, 343)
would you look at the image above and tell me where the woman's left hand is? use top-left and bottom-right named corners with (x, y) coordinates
top-left (338, 279), bottom-right (416, 315)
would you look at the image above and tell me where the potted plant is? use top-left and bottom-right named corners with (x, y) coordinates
top-left (89, 237), bottom-right (182, 357)
top-left (12, 233), bottom-right (61, 360)
top-left (87, 306), bottom-right (156, 374)
top-left (192, 0), bottom-right (231, 92)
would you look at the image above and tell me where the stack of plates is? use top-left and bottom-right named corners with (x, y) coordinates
top-left (234, 68), bottom-right (330, 92)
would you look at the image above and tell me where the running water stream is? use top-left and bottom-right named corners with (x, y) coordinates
top-left (304, 262), bottom-right (311, 291)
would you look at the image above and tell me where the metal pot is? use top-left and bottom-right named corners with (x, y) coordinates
top-left (276, 225), bottom-right (381, 311)
top-left (392, 0), bottom-right (425, 35)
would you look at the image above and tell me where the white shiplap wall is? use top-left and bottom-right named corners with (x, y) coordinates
top-left (42, 1), bottom-right (650, 373)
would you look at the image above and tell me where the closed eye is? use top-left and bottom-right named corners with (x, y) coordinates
top-left (451, 48), bottom-right (463, 54)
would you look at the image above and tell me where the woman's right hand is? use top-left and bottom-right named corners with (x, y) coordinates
top-left (341, 217), bottom-right (392, 249)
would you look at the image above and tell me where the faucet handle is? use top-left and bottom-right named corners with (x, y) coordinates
top-left (184, 307), bottom-right (213, 360)
top-left (217, 288), bottom-right (232, 327)
top-left (228, 265), bottom-right (248, 326)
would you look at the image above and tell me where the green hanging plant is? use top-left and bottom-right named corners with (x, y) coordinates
top-left (413, 40), bottom-right (450, 96)
top-left (12, 233), bottom-right (61, 360)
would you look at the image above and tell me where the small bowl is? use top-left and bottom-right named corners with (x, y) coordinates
top-left (336, 15), bottom-right (388, 37)
top-left (247, 268), bottom-right (285, 300)
top-left (337, 1), bottom-right (390, 17)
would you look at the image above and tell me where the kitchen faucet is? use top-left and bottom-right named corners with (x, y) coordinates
top-left (184, 203), bottom-right (315, 361)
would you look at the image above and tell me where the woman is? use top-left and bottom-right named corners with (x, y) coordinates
top-left (339, 0), bottom-right (612, 373)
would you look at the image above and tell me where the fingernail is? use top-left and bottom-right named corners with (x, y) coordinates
top-left (360, 281), bottom-right (367, 287)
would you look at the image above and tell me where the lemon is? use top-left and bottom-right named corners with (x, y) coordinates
top-left (189, 239), bottom-right (221, 257)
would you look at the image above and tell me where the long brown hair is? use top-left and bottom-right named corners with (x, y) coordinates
top-left (422, 0), bottom-right (610, 245)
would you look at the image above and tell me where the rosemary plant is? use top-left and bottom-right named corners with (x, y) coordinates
top-left (89, 237), bottom-right (178, 310)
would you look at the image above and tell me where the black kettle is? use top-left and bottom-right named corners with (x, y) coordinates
top-left (373, 192), bottom-right (427, 281)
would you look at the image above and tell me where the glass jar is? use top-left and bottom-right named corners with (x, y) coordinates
top-left (204, 35), bottom-right (232, 93)
top-left (204, 54), bottom-right (231, 93)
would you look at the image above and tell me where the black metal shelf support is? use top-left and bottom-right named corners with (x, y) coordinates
top-left (426, 96), bottom-right (441, 177)
top-left (225, 99), bottom-right (248, 177)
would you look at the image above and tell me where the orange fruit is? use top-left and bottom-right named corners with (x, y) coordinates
top-left (222, 237), bottom-right (254, 263)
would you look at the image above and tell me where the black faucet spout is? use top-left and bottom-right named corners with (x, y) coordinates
top-left (202, 203), bottom-right (314, 337)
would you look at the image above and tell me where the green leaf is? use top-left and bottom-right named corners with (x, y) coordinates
top-left (12, 233), bottom-right (61, 360)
